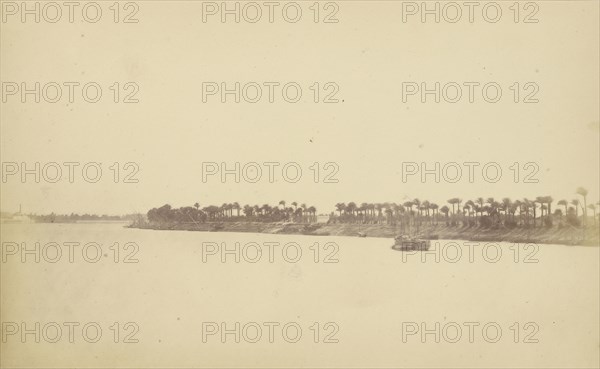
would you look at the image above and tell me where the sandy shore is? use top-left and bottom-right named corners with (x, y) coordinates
top-left (130, 222), bottom-right (600, 246)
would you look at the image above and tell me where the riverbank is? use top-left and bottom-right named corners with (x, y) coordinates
top-left (130, 222), bottom-right (600, 246)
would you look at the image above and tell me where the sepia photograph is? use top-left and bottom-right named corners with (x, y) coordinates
top-left (1, 1), bottom-right (599, 368)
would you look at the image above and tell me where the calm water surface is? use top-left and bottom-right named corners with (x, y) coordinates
top-left (1, 223), bottom-right (598, 368)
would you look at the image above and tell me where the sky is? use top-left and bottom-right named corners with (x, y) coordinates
top-left (1, 1), bottom-right (599, 215)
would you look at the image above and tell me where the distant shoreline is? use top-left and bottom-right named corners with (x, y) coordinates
top-left (129, 222), bottom-right (600, 247)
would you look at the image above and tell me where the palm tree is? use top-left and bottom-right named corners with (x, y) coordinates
top-left (557, 200), bottom-right (568, 219)
top-left (422, 200), bottom-right (431, 220)
top-left (301, 204), bottom-right (307, 220)
top-left (360, 202), bottom-right (369, 222)
top-left (571, 199), bottom-right (580, 216)
top-left (430, 203), bottom-right (439, 224)
top-left (475, 197), bottom-right (484, 221)
top-left (346, 202), bottom-right (357, 217)
top-left (279, 200), bottom-right (286, 210)
top-left (576, 187), bottom-right (588, 226)
top-left (553, 209), bottom-right (563, 220)
top-left (510, 202), bottom-right (519, 224)
top-left (413, 199), bottom-right (421, 219)
top-left (521, 199), bottom-right (532, 226)
top-left (403, 201), bottom-right (413, 215)
top-left (512, 200), bottom-right (522, 224)
top-left (447, 198), bottom-right (458, 215)
top-left (219, 203), bottom-right (227, 218)
top-left (440, 205), bottom-right (450, 225)
top-left (463, 201), bottom-right (473, 222)
top-left (291, 202), bottom-right (298, 211)
top-left (373, 203), bottom-right (381, 223)
top-left (369, 203), bottom-right (377, 222)
top-left (587, 204), bottom-right (597, 226)
top-left (527, 199), bottom-right (537, 227)
top-left (232, 202), bottom-right (240, 217)
top-left (465, 200), bottom-right (475, 221)
top-left (294, 207), bottom-right (303, 219)
top-left (501, 198), bottom-right (511, 222)
top-left (384, 208), bottom-right (393, 224)
top-left (535, 196), bottom-right (546, 222)
top-left (486, 197), bottom-right (496, 209)
top-left (308, 206), bottom-right (317, 222)
top-left (545, 196), bottom-right (553, 224)
top-left (335, 203), bottom-right (346, 217)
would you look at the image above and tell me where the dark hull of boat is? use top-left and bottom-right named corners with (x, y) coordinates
top-left (391, 239), bottom-right (431, 251)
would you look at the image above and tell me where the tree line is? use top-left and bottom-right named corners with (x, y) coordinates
top-left (30, 213), bottom-right (136, 223)
top-left (331, 187), bottom-right (598, 229)
top-left (146, 201), bottom-right (318, 224)
top-left (145, 187), bottom-right (599, 229)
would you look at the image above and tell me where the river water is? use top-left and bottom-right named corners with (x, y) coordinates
top-left (1, 222), bottom-right (598, 368)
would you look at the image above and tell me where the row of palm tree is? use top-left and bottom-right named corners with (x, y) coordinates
top-left (330, 187), bottom-right (599, 228)
top-left (145, 187), bottom-right (598, 228)
top-left (147, 201), bottom-right (318, 224)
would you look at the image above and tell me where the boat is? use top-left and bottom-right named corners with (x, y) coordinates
top-left (391, 235), bottom-right (431, 251)
top-left (357, 232), bottom-right (367, 238)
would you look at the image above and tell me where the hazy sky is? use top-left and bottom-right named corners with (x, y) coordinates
top-left (1, 1), bottom-right (598, 215)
